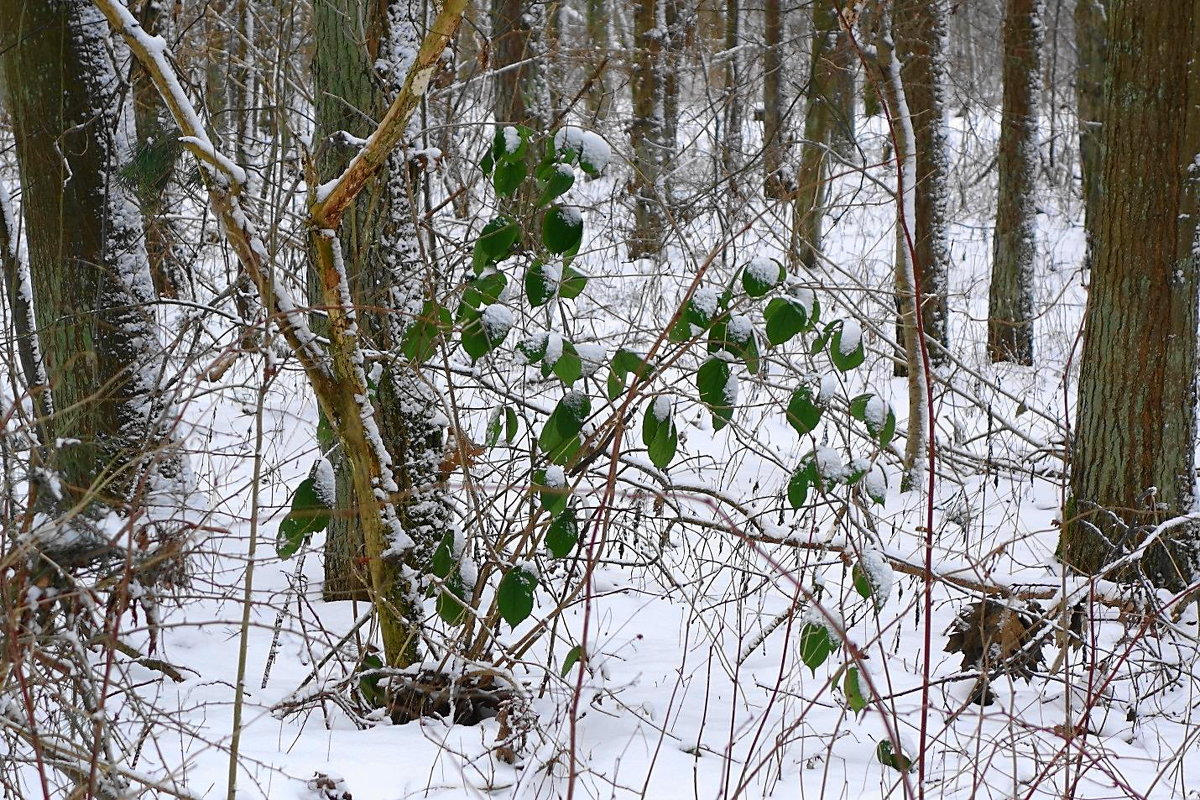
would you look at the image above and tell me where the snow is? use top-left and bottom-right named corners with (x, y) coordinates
top-left (838, 318), bottom-right (862, 356)
top-left (865, 393), bottom-right (889, 430)
top-left (691, 286), bottom-right (719, 319)
top-left (745, 255), bottom-right (780, 285)
top-left (501, 125), bottom-right (522, 155)
top-left (480, 304), bottom-right (514, 339)
top-left (575, 342), bottom-right (605, 376)
top-left (652, 395), bottom-right (672, 422)
top-left (554, 126), bottom-right (612, 172)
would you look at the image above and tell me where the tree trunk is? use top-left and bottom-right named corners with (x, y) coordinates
top-left (0, 0), bottom-right (177, 507)
top-left (1074, 0), bottom-right (1106, 267)
top-left (131, 0), bottom-right (188, 300)
top-left (1063, 0), bottom-right (1200, 591)
top-left (988, 0), bottom-right (1043, 365)
top-left (585, 0), bottom-right (611, 118)
top-left (762, 0), bottom-right (790, 198)
top-left (491, 0), bottom-right (549, 128)
top-left (628, 0), bottom-right (668, 259)
top-left (893, 0), bottom-right (951, 367)
top-left (721, 0), bottom-right (744, 179)
top-left (312, 0), bottom-right (453, 660)
top-left (791, 0), bottom-right (841, 269)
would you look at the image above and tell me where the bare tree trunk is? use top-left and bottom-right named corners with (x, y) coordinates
top-left (629, 0), bottom-right (669, 259)
top-left (1063, 0), bottom-right (1200, 591)
top-left (0, 0), bottom-right (179, 507)
top-left (762, 0), bottom-right (790, 198)
top-left (988, 0), bottom-right (1043, 365)
top-left (1074, 0), bottom-right (1106, 267)
top-left (721, 0), bottom-right (744, 178)
top-left (790, 0), bottom-right (840, 269)
top-left (893, 0), bottom-right (951, 367)
top-left (492, 0), bottom-right (549, 127)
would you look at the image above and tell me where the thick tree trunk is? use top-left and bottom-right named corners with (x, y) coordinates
top-left (312, 0), bottom-right (453, 660)
top-left (988, 0), bottom-right (1043, 365)
top-left (491, 0), bottom-right (549, 128)
top-left (1074, 0), bottom-right (1106, 267)
top-left (721, 0), bottom-right (744, 179)
top-left (1063, 0), bottom-right (1200, 591)
top-left (893, 0), bottom-right (951, 367)
top-left (0, 0), bottom-right (175, 506)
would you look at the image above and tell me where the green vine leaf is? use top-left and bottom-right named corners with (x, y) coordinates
top-left (546, 508), bottom-right (580, 557)
top-left (538, 391), bottom-right (591, 465)
top-left (497, 564), bottom-right (538, 627)
top-left (697, 356), bottom-right (735, 431)
top-left (786, 386), bottom-right (823, 436)
top-left (742, 256), bottom-right (785, 297)
top-left (799, 621), bottom-right (836, 674)
top-left (543, 205), bottom-right (583, 256)
top-left (844, 666), bottom-right (868, 714)
top-left (276, 470), bottom-right (334, 559)
top-left (642, 397), bottom-right (679, 469)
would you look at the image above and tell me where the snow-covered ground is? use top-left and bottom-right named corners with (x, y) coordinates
top-left (7, 102), bottom-right (1200, 800)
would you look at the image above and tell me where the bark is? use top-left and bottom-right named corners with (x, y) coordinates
top-left (0, 0), bottom-right (175, 505)
top-left (131, 0), bottom-right (187, 299)
top-left (0, 184), bottom-right (51, 433)
top-left (762, 0), bottom-right (789, 198)
top-left (1063, 0), bottom-right (1200, 591)
top-left (791, 0), bottom-right (841, 269)
top-left (491, 0), bottom-right (549, 128)
top-left (585, 0), bottom-right (611, 118)
top-left (628, 0), bottom-right (668, 259)
top-left (1074, 0), bottom-right (1106, 267)
top-left (893, 0), bottom-right (951, 367)
top-left (988, 0), bottom-right (1043, 365)
top-left (721, 0), bottom-right (744, 178)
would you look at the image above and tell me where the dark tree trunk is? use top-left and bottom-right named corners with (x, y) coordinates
top-left (988, 0), bottom-right (1043, 365)
top-left (893, 0), bottom-right (951, 367)
top-left (628, 0), bottom-right (669, 259)
top-left (1074, 0), bottom-right (1106, 267)
top-left (0, 0), bottom-right (174, 506)
top-left (1063, 0), bottom-right (1200, 591)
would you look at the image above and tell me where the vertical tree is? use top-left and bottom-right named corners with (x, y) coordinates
top-left (313, 0), bottom-right (452, 621)
top-left (629, 0), bottom-right (669, 258)
top-left (893, 0), bottom-right (951, 365)
top-left (791, 0), bottom-right (844, 269)
top-left (1063, 0), bottom-right (1200, 590)
top-left (492, 0), bottom-right (550, 128)
top-left (762, 0), bottom-right (791, 197)
top-left (721, 0), bottom-right (745, 178)
top-left (0, 0), bottom-right (177, 507)
top-left (988, 0), bottom-right (1043, 364)
top-left (1074, 0), bottom-right (1106, 264)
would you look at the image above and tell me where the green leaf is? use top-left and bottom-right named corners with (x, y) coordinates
top-left (437, 572), bottom-right (468, 626)
top-left (849, 394), bottom-right (897, 447)
top-left (708, 315), bottom-right (759, 374)
top-left (845, 667), bottom-right (868, 714)
top-left (431, 530), bottom-right (457, 579)
top-left (828, 321), bottom-right (865, 372)
top-left (763, 297), bottom-right (811, 346)
top-left (852, 563), bottom-right (873, 600)
top-left (787, 457), bottom-right (819, 508)
top-left (546, 508), bottom-right (580, 557)
top-left (534, 468), bottom-right (570, 516)
top-left (876, 740), bottom-right (914, 773)
top-left (493, 157), bottom-right (527, 197)
top-left (559, 264), bottom-right (588, 299)
top-left (472, 216), bottom-right (520, 273)
top-left (401, 300), bottom-right (451, 363)
top-left (276, 475), bottom-right (333, 559)
top-left (642, 398), bottom-right (678, 469)
top-left (552, 340), bottom-right (585, 386)
top-left (543, 205), bottom-right (583, 256)
top-left (461, 305), bottom-right (512, 360)
top-left (697, 356), bottom-right (735, 431)
top-left (609, 348), bottom-right (655, 397)
top-left (497, 565), bottom-right (538, 627)
top-left (492, 124), bottom-right (528, 162)
top-left (799, 622), bottom-right (835, 673)
top-left (742, 257), bottom-right (785, 297)
top-left (560, 644), bottom-right (585, 677)
top-left (538, 391), bottom-right (591, 465)
top-left (537, 163), bottom-right (575, 206)
top-left (517, 332), bottom-right (550, 365)
top-left (525, 260), bottom-right (556, 307)
top-left (358, 651), bottom-right (385, 707)
top-left (786, 386), bottom-right (823, 436)
top-left (461, 269), bottom-right (508, 314)
top-left (505, 407), bottom-right (519, 443)
top-left (485, 407), bottom-right (504, 448)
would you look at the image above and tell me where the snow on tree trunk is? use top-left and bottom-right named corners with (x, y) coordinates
top-left (876, 15), bottom-right (929, 493)
top-left (0, 182), bottom-right (51, 431)
top-left (721, 0), bottom-right (745, 179)
top-left (0, 0), bottom-right (183, 508)
top-left (491, 0), bottom-right (550, 129)
top-left (629, 0), bottom-right (670, 259)
top-left (1063, 0), bottom-right (1200, 591)
top-left (762, 0), bottom-right (790, 198)
top-left (988, 0), bottom-right (1043, 365)
top-left (893, 0), bottom-right (951, 367)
